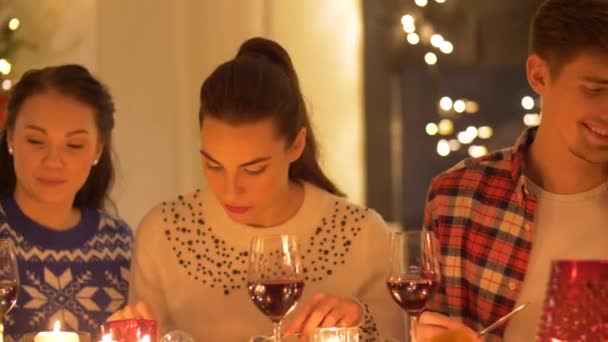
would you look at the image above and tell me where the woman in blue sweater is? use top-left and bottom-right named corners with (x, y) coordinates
top-left (0, 65), bottom-right (132, 341)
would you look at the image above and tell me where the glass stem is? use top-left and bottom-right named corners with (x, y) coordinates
top-left (272, 321), bottom-right (282, 342)
top-left (409, 315), bottom-right (418, 342)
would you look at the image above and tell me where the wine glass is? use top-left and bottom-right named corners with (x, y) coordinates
top-left (386, 230), bottom-right (441, 342)
top-left (247, 235), bottom-right (304, 342)
top-left (0, 239), bottom-right (18, 342)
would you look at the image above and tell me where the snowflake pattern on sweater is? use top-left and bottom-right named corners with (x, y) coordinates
top-left (0, 197), bottom-right (132, 341)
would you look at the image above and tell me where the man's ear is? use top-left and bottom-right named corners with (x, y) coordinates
top-left (527, 54), bottom-right (552, 95)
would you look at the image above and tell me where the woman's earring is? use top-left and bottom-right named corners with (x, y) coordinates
top-left (93, 159), bottom-right (98, 166)
top-left (8, 147), bottom-right (13, 155)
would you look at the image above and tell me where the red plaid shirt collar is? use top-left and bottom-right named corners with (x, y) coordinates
top-left (425, 128), bottom-right (539, 339)
top-left (509, 127), bottom-right (536, 181)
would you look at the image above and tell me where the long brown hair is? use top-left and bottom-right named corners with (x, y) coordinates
top-left (199, 37), bottom-right (343, 196)
top-left (0, 64), bottom-right (116, 209)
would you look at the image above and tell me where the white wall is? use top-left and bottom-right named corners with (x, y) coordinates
top-left (11, 0), bottom-right (365, 227)
top-left (12, 0), bottom-right (97, 74)
top-left (267, 0), bottom-right (365, 204)
top-left (96, 1), bottom-right (269, 226)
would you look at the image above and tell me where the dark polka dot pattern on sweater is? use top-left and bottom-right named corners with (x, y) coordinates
top-left (162, 192), bottom-right (378, 338)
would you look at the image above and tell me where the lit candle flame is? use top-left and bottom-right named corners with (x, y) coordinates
top-left (140, 335), bottom-right (150, 342)
top-left (53, 320), bottom-right (61, 332)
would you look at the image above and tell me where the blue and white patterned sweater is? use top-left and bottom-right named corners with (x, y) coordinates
top-left (0, 196), bottom-right (132, 341)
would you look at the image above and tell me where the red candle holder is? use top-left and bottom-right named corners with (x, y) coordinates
top-left (100, 319), bottom-right (157, 342)
top-left (537, 260), bottom-right (608, 341)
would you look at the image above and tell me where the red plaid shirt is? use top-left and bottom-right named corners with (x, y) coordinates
top-left (424, 128), bottom-right (538, 340)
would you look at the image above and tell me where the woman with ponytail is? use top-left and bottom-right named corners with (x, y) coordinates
top-left (111, 37), bottom-right (404, 341)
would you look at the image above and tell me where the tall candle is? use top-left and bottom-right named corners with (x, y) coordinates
top-left (34, 321), bottom-right (80, 342)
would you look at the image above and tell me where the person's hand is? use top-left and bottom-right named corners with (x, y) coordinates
top-left (283, 292), bottom-right (363, 341)
top-left (106, 301), bottom-right (154, 322)
top-left (416, 311), bottom-right (480, 342)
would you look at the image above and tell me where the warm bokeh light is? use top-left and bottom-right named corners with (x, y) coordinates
top-left (415, 0), bottom-right (429, 7)
top-left (453, 99), bottom-right (466, 113)
top-left (8, 18), bottom-right (19, 31)
top-left (426, 122), bottom-right (439, 136)
top-left (457, 130), bottom-right (475, 144)
top-left (448, 139), bottom-right (461, 151)
top-left (523, 113), bottom-right (541, 127)
top-left (401, 15), bottom-right (415, 26)
top-left (438, 119), bottom-right (454, 135)
top-left (1, 79), bottom-right (11, 91)
top-left (407, 32), bottom-right (420, 45)
top-left (465, 100), bottom-right (479, 114)
top-left (402, 22), bottom-right (416, 34)
top-left (437, 139), bottom-right (450, 156)
top-left (468, 145), bottom-right (488, 158)
top-left (439, 96), bottom-right (453, 111)
top-left (431, 34), bottom-right (444, 48)
top-left (425, 52), bottom-right (438, 65)
top-left (466, 126), bottom-right (478, 139)
top-left (478, 126), bottom-right (493, 139)
top-left (439, 41), bottom-right (453, 54)
top-left (521, 96), bottom-right (535, 110)
top-left (0, 59), bottom-right (12, 75)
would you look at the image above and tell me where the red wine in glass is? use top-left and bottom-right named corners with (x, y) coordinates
top-left (386, 279), bottom-right (438, 316)
top-left (0, 280), bottom-right (18, 317)
top-left (247, 280), bottom-right (304, 322)
top-left (248, 235), bottom-right (303, 342)
top-left (387, 230), bottom-right (441, 342)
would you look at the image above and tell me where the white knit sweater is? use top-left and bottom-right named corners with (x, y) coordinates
top-left (128, 183), bottom-right (405, 341)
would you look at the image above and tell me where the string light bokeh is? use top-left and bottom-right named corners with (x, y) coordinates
top-left (0, 16), bottom-right (20, 92)
top-left (399, 0), bottom-right (540, 158)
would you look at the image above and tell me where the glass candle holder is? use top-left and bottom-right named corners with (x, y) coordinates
top-left (100, 319), bottom-right (157, 342)
top-left (537, 260), bottom-right (608, 341)
top-left (311, 327), bottom-right (359, 342)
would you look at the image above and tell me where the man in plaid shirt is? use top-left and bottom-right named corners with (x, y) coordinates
top-left (417, 0), bottom-right (608, 341)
